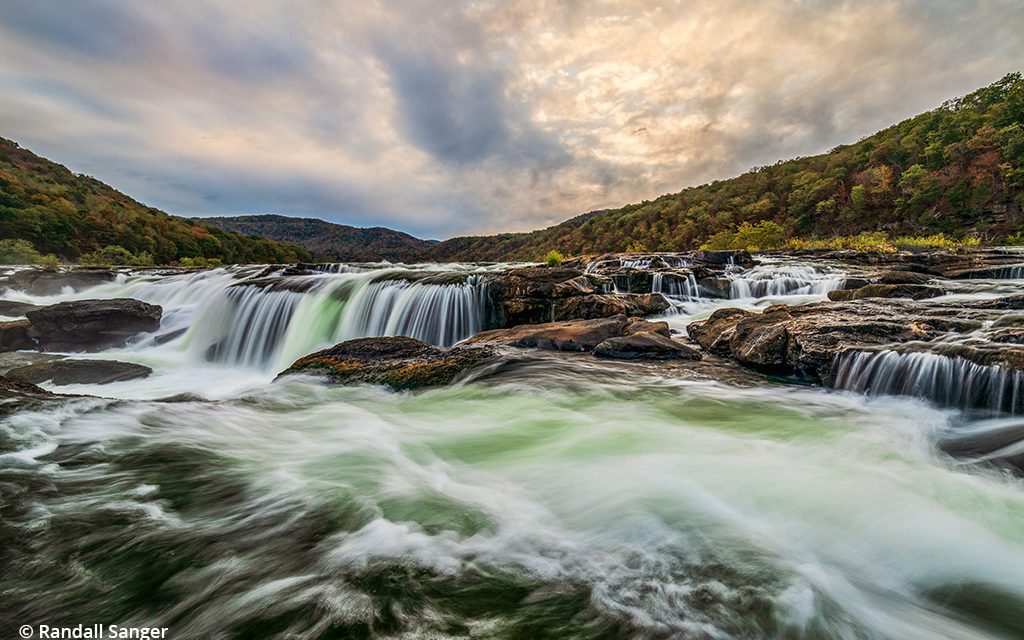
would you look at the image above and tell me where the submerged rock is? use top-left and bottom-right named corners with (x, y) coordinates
top-left (594, 331), bottom-right (702, 360)
top-left (279, 336), bottom-right (497, 390)
top-left (6, 359), bottom-right (152, 385)
top-left (25, 298), bottom-right (162, 352)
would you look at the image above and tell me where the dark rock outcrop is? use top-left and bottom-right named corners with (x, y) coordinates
top-left (483, 266), bottom-right (669, 327)
top-left (25, 299), bottom-right (162, 351)
top-left (0, 300), bottom-right (42, 317)
top-left (594, 331), bottom-right (702, 360)
top-left (0, 320), bottom-right (34, 351)
top-left (854, 284), bottom-right (944, 300)
top-left (551, 293), bottom-right (669, 320)
top-left (465, 315), bottom-right (676, 355)
top-left (0, 374), bottom-right (56, 398)
top-left (870, 270), bottom-right (935, 285)
top-left (6, 268), bottom-right (116, 295)
top-left (278, 337), bottom-right (497, 390)
top-left (6, 359), bottom-right (152, 385)
top-left (687, 301), bottom-right (975, 381)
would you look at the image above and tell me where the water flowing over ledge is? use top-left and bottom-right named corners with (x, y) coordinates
top-left (832, 349), bottom-right (1024, 415)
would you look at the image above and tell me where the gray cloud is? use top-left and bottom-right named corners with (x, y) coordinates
top-left (0, 0), bottom-right (1021, 238)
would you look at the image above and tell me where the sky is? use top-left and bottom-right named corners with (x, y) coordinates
top-left (1, 1), bottom-right (1022, 240)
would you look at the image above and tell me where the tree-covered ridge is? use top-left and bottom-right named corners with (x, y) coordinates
top-left (197, 214), bottom-right (435, 263)
top-left (431, 73), bottom-right (1024, 261)
top-left (0, 138), bottom-right (312, 264)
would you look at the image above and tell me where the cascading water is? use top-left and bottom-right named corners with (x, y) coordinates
top-left (184, 270), bottom-right (489, 370)
top-left (727, 263), bottom-right (846, 298)
top-left (652, 272), bottom-right (701, 300)
top-left (831, 349), bottom-right (1024, 415)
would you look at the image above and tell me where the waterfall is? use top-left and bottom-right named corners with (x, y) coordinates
top-left (832, 349), bottom-right (1024, 415)
top-left (652, 272), bottom-right (701, 300)
top-left (183, 269), bottom-right (489, 370)
top-left (727, 264), bottom-right (845, 298)
top-left (188, 285), bottom-right (307, 368)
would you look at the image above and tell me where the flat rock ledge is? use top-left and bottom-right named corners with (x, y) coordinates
top-left (22, 298), bottom-right (163, 352)
top-left (465, 314), bottom-right (701, 360)
top-left (6, 359), bottom-right (152, 385)
top-left (687, 300), bottom-right (978, 381)
top-left (278, 336), bottom-right (498, 390)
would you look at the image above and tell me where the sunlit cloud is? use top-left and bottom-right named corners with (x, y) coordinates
top-left (0, 0), bottom-right (1021, 238)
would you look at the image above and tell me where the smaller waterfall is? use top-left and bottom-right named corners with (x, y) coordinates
top-left (832, 349), bottom-right (1024, 415)
top-left (652, 272), bottom-right (701, 300)
top-left (727, 264), bottom-right (845, 298)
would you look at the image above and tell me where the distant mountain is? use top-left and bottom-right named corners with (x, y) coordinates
top-left (0, 137), bottom-right (312, 264)
top-left (429, 72), bottom-right (1024, 261)
top-left (197, 214), bottom-right (434, 263)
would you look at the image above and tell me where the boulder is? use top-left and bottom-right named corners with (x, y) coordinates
top-left (697, 277), bottom-right (733, 299)
top-left (5, 359), bottom-right (152, 385)
top-left (692, 250), bottom-right (754, 268)
top-left (6, 268), bottom-right (116, 295)
top-left (25, 298), bottom-right (162, 351)
top-left (0, 320), bottom-right (34, 351)
top-left (466, 315), bottom-right (635, 352)
top-left (849, 284), bottom-right (944, 300)
top-left (551, 293), bottom-right (669, 321)
top-left (594, 331), bottom-right (702, 360)
top-left (870, 270), bottom-right (934, 285)
top-left (278, 337), bottom-right (497, 390)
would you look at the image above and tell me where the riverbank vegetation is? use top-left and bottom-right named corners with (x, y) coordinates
top-left (0, 137), bottom-right (312, 264)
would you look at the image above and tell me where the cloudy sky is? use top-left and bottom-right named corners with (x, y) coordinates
top-left (1, 1), bottom-right (1022, 239)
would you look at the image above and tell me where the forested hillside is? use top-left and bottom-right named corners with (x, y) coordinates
top-left (430, 73), bottom-right (1024, 260)
top-left (197, 214), bottom-right (434, 262)
top-left (0, 138), bottom-right (312, 264)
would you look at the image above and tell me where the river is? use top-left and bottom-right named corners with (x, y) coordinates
top-left (2, 257), bottom-right (1024, 639)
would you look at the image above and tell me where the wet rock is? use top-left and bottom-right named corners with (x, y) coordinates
top-left (25, 298), bottom-right (163, 352)
top-left (0, 300), bottom-right (42, 317)
top-left (551, 293), bottom-right (669, 321)
top-left (826, 289), bottom-right (854, 302)
top-left (838, 277), bottom-right (871, 290)
top-left (6, 268), bottom-right (116, 295)
top-left (466, 315), bottom-right (636, 352)
top-left (278, 336), bottom-right (497, 390)
top-left (687, 301), bottom-right (974, 380)
top-left (0, 374), bottom-right (56, 398)
top-left (692, 250), bottom-right (754, 268)
top-left (6, 359), bottom-right (152, 385)
top-left (0, 320), bottom-right (34, 351)
top-left (697, 277), bottom-right (733, 299)
top-left (594, 331), bottom-right (702, 360)
top-left (869, 270), bottom-right (934, 285)
top-left (0, 351), bottom-right (64, 375)
top-left (848, 284), bottom-right (944, 300)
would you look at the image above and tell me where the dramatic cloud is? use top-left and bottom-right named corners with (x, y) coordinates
top-left (0, 0), bottom-right (1022, 238)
